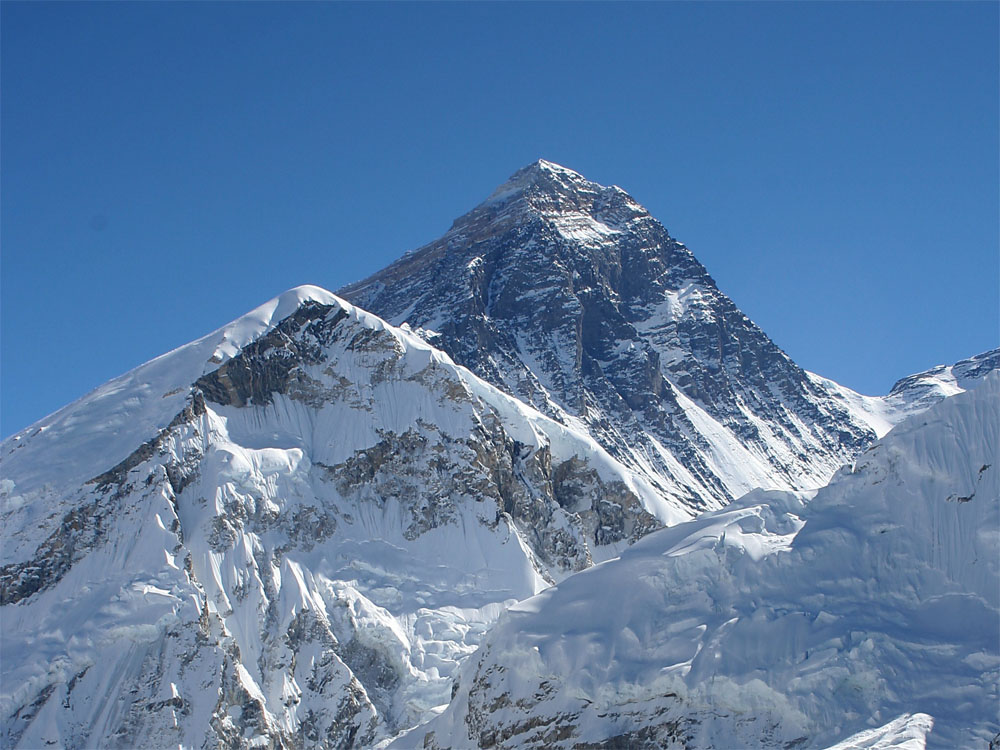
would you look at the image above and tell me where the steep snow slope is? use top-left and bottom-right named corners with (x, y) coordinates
top-left (1, 287), bottom-right (684, 749)
top-left (341, 160), bottom-right (889, 512)
top-left (409, 375), bottom-right (999, 749)
top-left (2, 285), bottom-right (332, 509)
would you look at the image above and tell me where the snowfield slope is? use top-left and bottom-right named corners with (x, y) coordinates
top-left (1, 287), bottom-right (686, 749)
top-left (408, 374), bottom-right (1000, 749)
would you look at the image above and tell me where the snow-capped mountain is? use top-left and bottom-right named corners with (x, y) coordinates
top-left (407, 373), bottom-right (999, 749)
top-left (1, 161), bottom-right (996, 750)
top-left (0, 288), bottom-right (683, 749)
top-left (341, 160), bottom-right (887, 511)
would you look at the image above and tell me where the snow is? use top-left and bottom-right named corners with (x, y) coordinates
top-left (824, 713), bottom-right (934, 750)
top-left (633, 281), bottom-right (709, 333)
top-left (2, 258), bottom-right (995, 748)
top-left (413, 375), bottom-right (1000, 748)
top-left (1, 285), bottom-right (338, 499)
top-left (808, 349), bottom-right (999, 440)
top-left (549, 211), bottom-right (619, 247)
top-left (1, 284), bottom-right (696, 748)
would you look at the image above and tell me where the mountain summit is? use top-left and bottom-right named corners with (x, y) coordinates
top-left (342, 161), bottom-right (879, 512)
top-left (478, 158), bottom-right (639, 217)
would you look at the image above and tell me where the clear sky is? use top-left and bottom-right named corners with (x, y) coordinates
top-left (2, 1), bottom-right (997, 437)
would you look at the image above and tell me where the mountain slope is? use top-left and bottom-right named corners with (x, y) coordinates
top-left (408, 373), bottom-right (999, 749)
top-left (1, 288), bottom-right (684, 749)
top-left (341, 160), bottom-right (884, 511)
top-left (809, 347), bottom-right (1000, 439)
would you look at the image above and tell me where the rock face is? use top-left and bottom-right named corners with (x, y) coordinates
top-left (341, 160), bottom-right (880, 511)
top-left (409, 375), bottom-right (1000, 749)
top-left (0, 288), bottom-right (680, 749)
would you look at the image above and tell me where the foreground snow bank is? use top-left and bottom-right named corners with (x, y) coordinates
top-left (411, 375), bottom-right (999, 748)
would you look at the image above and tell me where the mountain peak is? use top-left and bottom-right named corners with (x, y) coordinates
top-left (339, 161), bottom-right (884, 514)
top-left (443, 161), bottom-right (652, 247)
top-left (483, 159), bottom-right (620, 209)
top-left (528, 157), bottom-right (580, 175)
top-left (527, 158), bottom-right (586, 179)
top-left (512, 158), bottom-right (587, 182)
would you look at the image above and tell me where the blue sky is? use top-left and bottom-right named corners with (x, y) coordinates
top-left (2, 1), bottom-right (997, 437)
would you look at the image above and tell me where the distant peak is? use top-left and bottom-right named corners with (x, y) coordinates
top-left (510, 158), bottom-right (590, 184)
top-left (531, 158), bottom-right (584, 177)
top-left (484, 159), bottom-right (611, 208)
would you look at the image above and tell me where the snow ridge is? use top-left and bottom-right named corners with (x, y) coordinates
top-left (1, 287), bottom-right (686, 748)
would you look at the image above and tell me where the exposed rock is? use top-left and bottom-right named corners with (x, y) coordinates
top-left (342, 160), bottom-right (880, 510)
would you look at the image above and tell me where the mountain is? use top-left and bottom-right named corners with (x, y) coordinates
top-left (2, 160), bottom-right (996, 750)
top-left (0, 287), bottom-right (689, 749)
top-left (883, 348), bottom-right (1000, 419)
top-left (341, 160), bottom-right (885, 511)
top-left (407, 373), bottom-right (1000, 749)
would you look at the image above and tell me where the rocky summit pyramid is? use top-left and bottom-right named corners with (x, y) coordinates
top-left (341, 160), bottom-right (883, 512)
